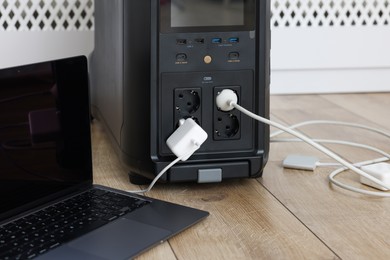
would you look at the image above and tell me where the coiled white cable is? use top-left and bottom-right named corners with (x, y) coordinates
top-left (227, 100), bottom-right (390, 194)
top-left (270, 120), bottom-right (390, 139)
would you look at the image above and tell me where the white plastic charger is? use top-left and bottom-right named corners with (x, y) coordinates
top-left (360, 162), bottom-right (390, 191)
top-left (166, 118), bottom-right (208, 161)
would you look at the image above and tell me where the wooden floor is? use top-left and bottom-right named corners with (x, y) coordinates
top-left (92, 93), bottom-right (390, 260)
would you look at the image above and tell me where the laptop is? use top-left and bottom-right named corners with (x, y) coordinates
top-left (0, 56), bottom-right (209, 259)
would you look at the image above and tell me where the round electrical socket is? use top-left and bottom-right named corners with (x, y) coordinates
top-left (175, 90), bottom-right (200, 115)
top-left (215, 113), bottom-right (239, 138)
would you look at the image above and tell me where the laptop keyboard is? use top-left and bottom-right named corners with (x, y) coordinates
top-left (0, 188), bottom-right (150, 260)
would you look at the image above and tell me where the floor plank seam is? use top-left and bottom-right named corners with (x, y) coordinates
top-left (257, 179), bottom-right (343, 259)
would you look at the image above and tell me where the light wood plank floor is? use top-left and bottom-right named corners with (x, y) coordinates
top-left (92, 93), bottom-right (390, 259)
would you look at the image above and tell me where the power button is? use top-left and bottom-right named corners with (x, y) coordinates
top-left (204, 55), bottom-right (212, 64)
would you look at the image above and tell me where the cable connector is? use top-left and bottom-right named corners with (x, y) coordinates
top-left (166, 118), bottom-right (208, 161)
top-left (360, 163), bottom-right (390, 191)
top-left (282, 154), bottom-right (319, 171)
top-left (216, 89), bottom-right (238, 111)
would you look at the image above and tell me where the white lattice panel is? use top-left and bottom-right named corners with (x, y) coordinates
top-left (0, 0), bottom-right (94, 31)
top-left (270, 0), bottom-right (390, 93)
top-left (2, 0), bottom-right (390, 31)
top-left (271, 0), bottom-right (390, 27)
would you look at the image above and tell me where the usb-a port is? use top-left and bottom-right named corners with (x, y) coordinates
top-left (228, 37), bottom-right (239, 43)
top-left (211, 38), bottom-right (222, 44)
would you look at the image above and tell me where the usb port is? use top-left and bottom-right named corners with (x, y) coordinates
top-left (211, 38), bottom-right (222, 44)
top-left (176, 53), bottom-right (187, 62)
top-left (176, 39), bottom-right (187, 45)
top-left (228, 37), bottom-right (239, 43)
top-left (194, 38), bottom-right (205, 44)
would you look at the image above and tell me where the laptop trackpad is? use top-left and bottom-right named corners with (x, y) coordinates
top-left (68, 218), bottom-right (172, 259)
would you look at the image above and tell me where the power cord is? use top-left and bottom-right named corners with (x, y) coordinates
top-left (270, 120), bottom-right (390, 139)
top-left (272, 120), bottom-right (390, 195)
top-left (128, 118), bottom-right (207, 194)
top-left (329, 163), bottom-right (390, 197)
top-left (216, 89), bottom-right (390, 196)
top-left (272, 138), bottom-right (390, 159)
top-left (127, 147), bottom-right (198, 194)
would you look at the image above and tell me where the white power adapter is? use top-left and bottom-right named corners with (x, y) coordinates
top-left (360, 162), bottom-right (390, 191)
top-left (166, 118), bottom-right (208, 161)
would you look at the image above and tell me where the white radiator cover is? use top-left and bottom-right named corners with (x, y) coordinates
top-left (271, 0), bottom-right (390, 93)
top-left (1, 0), bottom-right (390, 93)
top-left (0, 0), bottom-right (94, 68)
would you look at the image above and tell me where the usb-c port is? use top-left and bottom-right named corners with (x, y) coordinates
top-left (176, 39), bottom-right (187, 45)
top-left (194, 38), bottom-right (205, 44)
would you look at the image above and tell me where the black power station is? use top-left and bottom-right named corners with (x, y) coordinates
top-left (90, 0), bottom-right (270, 184)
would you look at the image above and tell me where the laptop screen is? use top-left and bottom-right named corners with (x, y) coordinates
top-left (0, 56), bottom-right (92, 220)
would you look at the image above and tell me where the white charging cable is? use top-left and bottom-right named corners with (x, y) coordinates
top-left (272, 122), bottom-right (390, 196)
top-left (272, 138), bottom-right (390, 159)
top-left (128, 118), bottom-right (207, 194)
top-left (270, 120), bottom-right (390, 139)
top-left (215, 89), bottom-right (390, 195)
top-left (328, 164), bottom-right (390, 197)
top-left (128, 146), bottom-right (199, 194)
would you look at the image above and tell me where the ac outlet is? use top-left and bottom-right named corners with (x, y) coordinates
top-left (214, 86), bottom-right (241, 140)
top-left (215, 113), bottom-right (240, 138)
top-left (174, 88), bottom-right (202, 128)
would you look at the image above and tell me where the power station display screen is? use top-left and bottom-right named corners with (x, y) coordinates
top-left (171, 0), bottom-right (244, 27)
top-left (160, 0), bottom-right (255, 33)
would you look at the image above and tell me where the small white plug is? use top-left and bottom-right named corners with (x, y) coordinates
top-left (216, 89), bottom-right (238, 111)
top-left (166, 118), bottom-right (208, 161)
top-left (360, 163), bottom-right (390, 191)
top-left (282, 154), bottom-right (319, 171)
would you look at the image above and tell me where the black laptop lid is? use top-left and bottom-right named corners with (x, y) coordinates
top-left (0, 56), bottom-right (92, 221)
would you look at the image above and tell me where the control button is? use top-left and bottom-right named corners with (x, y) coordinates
top-left (176, 53), bottom-right (187, 62)
top-left (228, 52), bottom-right (240, 60)
top-left (204, 55), bottom-right (212, 64)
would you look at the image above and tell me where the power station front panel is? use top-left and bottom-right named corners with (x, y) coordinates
top-left (157, 0), bottom-right (258, 158)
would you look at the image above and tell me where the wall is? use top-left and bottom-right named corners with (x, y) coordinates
top-left (271, 0), bottom-right (390, 93)
top-left (0, 0), bottom-right (94, 68)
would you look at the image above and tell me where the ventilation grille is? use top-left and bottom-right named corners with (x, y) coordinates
top-left (272, 0), bottom-right (390, 27)
top-left (0, 0), bottom-right (93, 31)
top-left (1, 0), bottom-right (390, 31)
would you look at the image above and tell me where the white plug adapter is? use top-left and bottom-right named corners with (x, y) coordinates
top-left (216, 89), bottom-right (238, 111)
top-left (360, 162), bottom-right (390, 191)
top-left (166, 118), bottom-right (208, 161)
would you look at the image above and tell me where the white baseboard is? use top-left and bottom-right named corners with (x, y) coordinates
top-left (271, 26), bottom-right (390, 93)
top-left (271, 68), bottom-right (390, 94)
